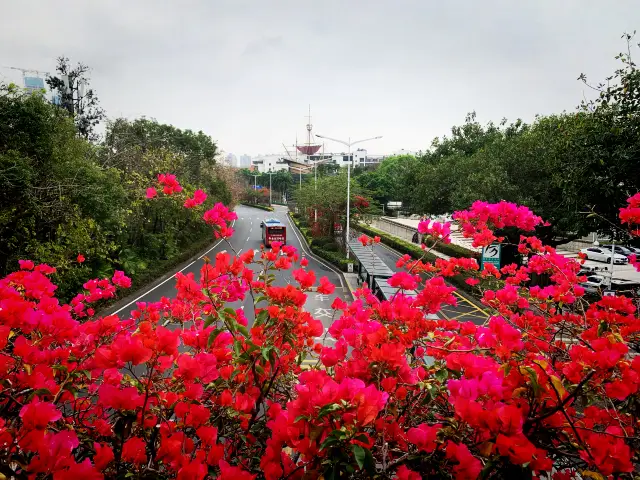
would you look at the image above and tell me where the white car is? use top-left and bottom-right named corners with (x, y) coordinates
top-left (580, 247), bottom-right (628, 264)
top-left (579, 274), bottom-right (605, 294)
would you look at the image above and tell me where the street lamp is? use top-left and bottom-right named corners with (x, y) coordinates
top-left (315, 134), bottom-right (382, 259)
top-left (266, 169), bottom-right (275, 206)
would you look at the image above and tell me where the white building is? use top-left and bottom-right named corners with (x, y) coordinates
top-left (251, 154), bottom-right (290, 173)
top-left (239, 154), bottom-right (252, 168)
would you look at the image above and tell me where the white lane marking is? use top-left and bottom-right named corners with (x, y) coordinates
top-left (112, 260), bottom-right (195, 315)
top-left (246, 236), bottom-right (250, 243)
top-left (113, 218), bottom-right (236, 315)
top-left (285, 214), bottom-right (345, 290)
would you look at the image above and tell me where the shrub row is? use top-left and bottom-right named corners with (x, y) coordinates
top-left (422, 236), bottom-right (480, 259)
top-left (289, 214), bottom-right (351, 272)
top-left (241, 203), bottom-right (274, 212)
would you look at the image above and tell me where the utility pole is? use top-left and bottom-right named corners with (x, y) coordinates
top-left (608, 239), bottom-right (616, 289)
top-left (266, 170), bottom-right (275, 206)
top-left (250, 174), bottom-right (260, 204)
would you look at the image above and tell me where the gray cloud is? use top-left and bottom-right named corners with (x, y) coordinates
top-left (243, 36), bottom-right (284, 56)
top-left (1, 0), bottom-right (638, 156)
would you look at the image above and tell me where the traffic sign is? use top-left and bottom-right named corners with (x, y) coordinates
top-left (481, 243), bottom-right (501, 269)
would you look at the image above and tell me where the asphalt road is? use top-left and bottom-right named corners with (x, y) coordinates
top-left (109, 205), bottom-right (347, 349)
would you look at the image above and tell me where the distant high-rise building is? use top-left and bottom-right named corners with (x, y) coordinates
top-left (225, 153), bottom-right (237, 167)
top-left (239, 154), bottom-right (252, 168)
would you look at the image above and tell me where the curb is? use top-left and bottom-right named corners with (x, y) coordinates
top-left (285, 212), bottom-right (354, 301)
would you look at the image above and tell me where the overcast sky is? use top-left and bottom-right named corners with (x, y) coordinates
top-left (1, 1), bottom-right (639, 156)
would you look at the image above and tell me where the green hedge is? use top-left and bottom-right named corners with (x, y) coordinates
top-left (422, 237), bottom-right (479, 259)
top-left (289, 213), bottom-right (351, 272)
top-left (241, 203), bottom-right (274, 212)
top-left (311, 236), bottom-right (334, 248)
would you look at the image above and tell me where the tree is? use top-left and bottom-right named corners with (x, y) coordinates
top-left (356, 154), bottom-right (419, 211)
top-left (294, 170), bottom-right (371, 242)
top-left (46, 56), bottom-right (105, 140)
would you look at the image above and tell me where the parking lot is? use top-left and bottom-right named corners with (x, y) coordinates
top-left (561, 251), bottom-right (640, 283)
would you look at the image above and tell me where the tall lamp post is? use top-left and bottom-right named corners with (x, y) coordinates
top-left (266, 169), bottom-right (275, 206)
top-left (315, 134), bottom-right (382, 259)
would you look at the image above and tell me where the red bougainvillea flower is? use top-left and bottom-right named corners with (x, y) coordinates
top-left (77, 254), bottom-right (85, 263)
top-left (158, 173), bottom-right (183, 195)
top-left (418, 220), bottom-right (452, 244)
top-left (146, 187), bottom-right (158, 199)
top-left (121, 437), bottom-right (147, 464)
top-left (292, 268), bottom-right (316, 290)
top-left (112, 270), bottom-right (132, 288)
top-left (317, 276), bottom-right (335, 295)
top-left (453, 200), bottom-right (543, 247)
top-left (18, 259), bottom-right (34, 270)
top-left (388, 271), bottom-right (418, 291)
top-left (184, 189), bottom-right (208, 208)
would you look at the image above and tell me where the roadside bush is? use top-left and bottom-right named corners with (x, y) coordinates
top-left (422, 236), bottom-right (479, 259)
top-left (311, 236), bottom-right (334, 248)
top-left (240, 202), bottom-right (273, 212)
top-left (289, 213), bottom-right (350, 271)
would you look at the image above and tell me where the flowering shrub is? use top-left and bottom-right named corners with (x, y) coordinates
top-left (1, 179), bottom-right (639, 479)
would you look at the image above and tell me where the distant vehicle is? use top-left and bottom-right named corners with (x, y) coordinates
top-left (580, 247), bottom-right (628, 264)
top-left (579, 275), bottom-right (606, 294)
top-left (623, 245), bottom-right (640, 255)
top-left (260, 218), bottom-right (286, 247)
top-left (599, 245), bottom-right (635, 258)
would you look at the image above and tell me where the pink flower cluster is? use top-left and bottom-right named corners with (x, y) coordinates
top-left (184, 189), bottom-right (207, 209)
top-left (417, 220), bottom-right (452, 244)
top-left (453, 200), bottom-right (543, 247)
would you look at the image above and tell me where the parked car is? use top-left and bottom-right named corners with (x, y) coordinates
top-left (580, 247), bottom-right (629, 264)
top-left (599, 245), bottom-right (635, 258)
top-left (623, 245), bottom-right (640, 255)
top-left (579, 274), bottom-right (606, 294)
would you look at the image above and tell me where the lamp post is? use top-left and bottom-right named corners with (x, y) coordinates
top-left (315, 134), bottom-right (382, 259)
top-left (266, 169), bottom-right (275, 206)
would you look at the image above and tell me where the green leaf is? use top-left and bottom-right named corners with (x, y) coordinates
top-left (207, 328), bottom-right (222, 347)
top-left (435, 368), bottom-right (448, 383)
top-left (262, 347), bottom-right (272, 362)
top-left (236, 323), bottom-right (249, 337)
top-left (352, 444), bottom-right (366, 469)
top-left (353, 433), bottom-right (369, 444)
top-left (254, 310), bottom-right (269, 326)
top-left (318, 403), bottom-right (342, 419)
